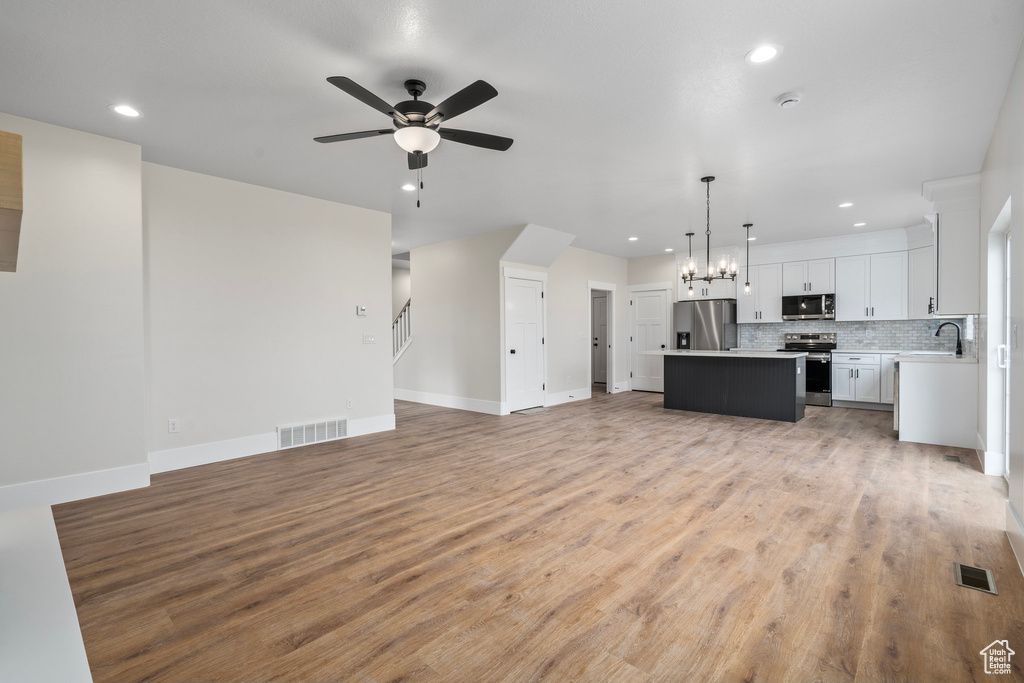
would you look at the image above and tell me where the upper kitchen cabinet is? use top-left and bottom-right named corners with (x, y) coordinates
top-left (922, 174), bottom-right (980, 316)
top-left (835, 251), bottom-right (908, 321)
top-left (782, 258), bottom-right (835, 296)
top-left (737, 263), bottom-right (783, 323)
top-left (680, 268), bottom-right (737, 301)
top-left (908, 246), bottom-right (934, 319)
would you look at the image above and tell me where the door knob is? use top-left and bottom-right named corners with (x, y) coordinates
top-left (510, 349), bottom-right (516, 354)
top-left (661, 344), bottom-right (666, 349)
top-left (593, 343), bottom-right (598, 347)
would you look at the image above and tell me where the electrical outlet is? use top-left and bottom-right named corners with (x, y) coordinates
top-left (362, 334), bottom-right (375, 344)
top-left (347, 398), bottom-right (353, 409)
top-left (168, 418), bottom-right (180, 434)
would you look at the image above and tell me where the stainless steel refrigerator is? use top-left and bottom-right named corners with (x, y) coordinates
top-left (674, 299), bottom-right (737, 350)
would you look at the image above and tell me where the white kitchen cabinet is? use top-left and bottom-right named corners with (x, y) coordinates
top-left (832, 364), bottom-right (855, 401)
top-left (931, 210), bottom-right (980, 315)
top-left (908, 246), bottom-right (934, 319)
top-left (783, 258), bottom-right (835, 295)
top-left (681, 272), bottom-right (737, 301)
top-left (737, 263), bottom-right (782, 323)
top-left (880, 353), bottom-right (897, 404)
top-left (832, 353), bottom-right (881, 403)
top-left (835, 252), bottom-right (908, 321)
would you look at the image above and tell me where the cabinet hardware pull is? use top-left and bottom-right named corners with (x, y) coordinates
top-left (871, 307), bottom-right (874, 316)
top-left (865, 307), bottom-right (868, 317)
top-left (856, 368), bottom-right (859, 378)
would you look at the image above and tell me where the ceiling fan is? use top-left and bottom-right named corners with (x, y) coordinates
top-left (314, 77), bottom-right (514, 171)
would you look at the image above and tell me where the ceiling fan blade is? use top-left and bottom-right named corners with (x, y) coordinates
top-left (326, 77), bottom-right (409, 124)
top-left (408, 152), bottom-right (428, 170)
top-left (438, 128), bottom-right (513, 151)
top-left (425, 80), bottom-right (498, 122)
top-left (314, 129), bottom-right (394, 144)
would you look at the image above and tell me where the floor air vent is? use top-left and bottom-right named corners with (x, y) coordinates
top-left (278, 418), bottom-right (347, 450)
top-left (954, 563), bottom-right (998, 595)
top-left (942, 454), bottom-right (963, 463)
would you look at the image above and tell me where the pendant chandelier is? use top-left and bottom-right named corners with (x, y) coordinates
top-left (682, 176), bottom-right (738, 297)
top-left (743, 223), bottom-right (753, 295)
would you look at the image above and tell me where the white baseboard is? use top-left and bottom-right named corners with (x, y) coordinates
top-left (0, 463), bottom-right (149, 513)
top-left (395, 388), bottom-right (502, 415)
top-left (545, 388), bottom-right (592, 407)
top-left (981, 451), bottom-right (1006, 477)
top-left (149, 414), bottom-right (397, 474)
top-left (348, 413), bottom-right (396, 436)
top-left (0, 506), bottom-right (92, 683)
top-left (149, 432), bottom-right (277, 474)
top-left (1007, 501), bottom-right (1024, 579)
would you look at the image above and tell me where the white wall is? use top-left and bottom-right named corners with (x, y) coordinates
top-left (0, 113), bottom-right (147, 506)
top-left (392, 267), bottom-right (410, 320)
top-left (394, 227), bottom-right (520, 411)
top-left (627, 254), bottom-right (676, 286)
top-left (143, 163), bottom-right (393, 466)
top-left (545, 247), bottom-right (628, 396)
top-left (977, 44), bottom-right (1024, 556)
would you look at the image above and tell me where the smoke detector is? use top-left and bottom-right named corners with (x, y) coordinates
top-left (776, 91), bottom-right (802, 109)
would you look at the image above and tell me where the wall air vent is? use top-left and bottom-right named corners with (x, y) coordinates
top-left (278, 418), bottom-right (347, 450)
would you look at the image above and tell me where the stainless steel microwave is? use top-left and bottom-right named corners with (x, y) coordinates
top-left (782, 293), bottom-right (835, 320)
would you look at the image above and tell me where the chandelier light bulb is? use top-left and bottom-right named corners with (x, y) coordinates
top-left (688, 285), bottom-right (695, 298)
top-left (744, 282), bottom-right (751, 295)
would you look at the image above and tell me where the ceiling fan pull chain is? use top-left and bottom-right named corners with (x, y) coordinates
top-left (417, 164), bottom-right (422, 208)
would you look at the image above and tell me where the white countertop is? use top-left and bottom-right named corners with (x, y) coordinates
top-left (894, 353), bottom-right (977, 364)
top-left (644, 349), bottom-right (808, 358)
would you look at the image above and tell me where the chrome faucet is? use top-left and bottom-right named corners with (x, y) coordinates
top-left (935, 321), bottom-right (963, 357)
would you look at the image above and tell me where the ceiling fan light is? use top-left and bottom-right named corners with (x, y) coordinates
top-left (394, 126), bottom-right (440, 154)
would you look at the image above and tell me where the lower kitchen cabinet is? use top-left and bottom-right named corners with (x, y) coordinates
top-left (832, 353), bottom-right (882, 403)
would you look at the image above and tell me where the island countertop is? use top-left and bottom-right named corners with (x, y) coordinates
top-left (643, 349), bottom-right (808, 358)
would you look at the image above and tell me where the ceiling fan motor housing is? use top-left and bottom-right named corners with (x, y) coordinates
top-left (393, 99), bottom-right (436, 129)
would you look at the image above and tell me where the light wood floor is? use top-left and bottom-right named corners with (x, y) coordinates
top-left (54, 393), bottom-right (1023, 682)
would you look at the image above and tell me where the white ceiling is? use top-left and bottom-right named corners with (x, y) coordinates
top-left (1, 1), bottom-right (1021, 258)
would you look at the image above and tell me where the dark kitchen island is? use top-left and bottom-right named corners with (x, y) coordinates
top-left (648, 350), bottom-right (807, 422)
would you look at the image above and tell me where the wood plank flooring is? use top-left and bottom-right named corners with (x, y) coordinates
top-left (53, 393), bottom-right (1024, 682)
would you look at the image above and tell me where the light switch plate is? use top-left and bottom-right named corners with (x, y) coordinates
top-left (362, 334), bottom-right (375, 344)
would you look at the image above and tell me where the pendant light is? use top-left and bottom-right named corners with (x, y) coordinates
top-left (681, 176), bottom-right (738, 290)
top-left (743, 223), bottom-right (752, 295)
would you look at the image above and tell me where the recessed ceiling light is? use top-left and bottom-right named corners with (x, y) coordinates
top-left (854, 222), bottom-right (866, 227)
top-left (110, 104), bottom-right (140, 117)
top-left (745, 44), bottom-right (781, 64)
top-left (401, 184), bottom-right (415, 191)
top-left (839, 202), bottom-right (853, 208)
top-left (664, 248), bottom-right (674, 252)
top-left (747, 237), bottom-right (757, 241)
top-left (628, 237), bottom-right (638, 241)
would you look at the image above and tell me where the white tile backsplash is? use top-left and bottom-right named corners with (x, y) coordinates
top-left (738, 317), bottom-right (978, 357)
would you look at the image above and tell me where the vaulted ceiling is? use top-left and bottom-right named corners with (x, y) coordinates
top-left (1, 1), bottom-right (1021, 257)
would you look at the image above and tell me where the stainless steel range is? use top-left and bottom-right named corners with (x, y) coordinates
top-left (779, 333), bottom-right (836, 406)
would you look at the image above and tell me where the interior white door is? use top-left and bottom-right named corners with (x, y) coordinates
top-left (505, 278), bottom-right (545, 411)
top-left (592, 294), bottom-right (608, 384)
top-left (630, 289), bottom-right (669, 392)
